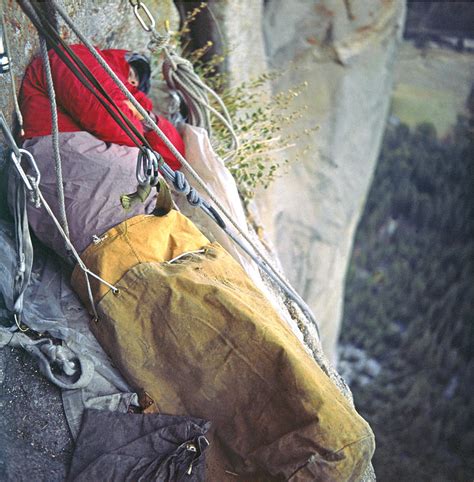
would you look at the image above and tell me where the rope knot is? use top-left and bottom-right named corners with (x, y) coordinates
top-left (187, 188), bottom-right (201, 206)
top-left (147, 28), bottom-right (170, 53)
top-left (173, 170), bottom-right (188, 193)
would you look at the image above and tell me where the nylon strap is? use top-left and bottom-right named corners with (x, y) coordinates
top-left (12, 171), bottom-right (33, 329)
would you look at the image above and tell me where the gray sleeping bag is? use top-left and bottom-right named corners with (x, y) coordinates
top-left (11, 131), bottom-right (157, 258)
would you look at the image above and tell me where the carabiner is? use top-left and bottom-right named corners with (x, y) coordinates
top-left (136, 149), bottom-right (152, 186)
top-left (132, 1), bottom-right (156, 32)
top-left (0, 22), bottom-right (10, 74)
top-left (136, 147), bottom-right (161, 186)
top-left (11, 149), bottom-right (41, 191)
top-left (149, 150), bottom-right (161, 187)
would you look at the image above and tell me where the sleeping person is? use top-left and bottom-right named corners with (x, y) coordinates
top-left (14, 43), bottom-right (184, 258)
top-left (11, 43), bottom-right (375, 481)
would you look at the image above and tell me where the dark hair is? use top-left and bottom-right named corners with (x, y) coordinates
top-left (126, 53), bottom-right (151, 94)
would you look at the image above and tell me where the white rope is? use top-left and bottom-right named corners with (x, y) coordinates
top-left (130, 2), bottom-right (239, 157)
top-left (1, 5), bottom-right (24, 134)
top-left (51, 0), bottom-right (320, 340)
top-left (161, 48), bottom-right (239, 159)
top-left (39, 35), bottom-right (70, 242)
top-left (13, 149), bottom-right (119, 320)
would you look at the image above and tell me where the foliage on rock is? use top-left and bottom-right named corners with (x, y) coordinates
top-left (165, 4), bottom-right (315, 202)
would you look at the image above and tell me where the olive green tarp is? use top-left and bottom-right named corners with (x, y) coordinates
top-left (72, 211), bottom-right (374, 481)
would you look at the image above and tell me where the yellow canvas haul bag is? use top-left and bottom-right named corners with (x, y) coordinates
top-left (72, 211), bottom-right (374, 481)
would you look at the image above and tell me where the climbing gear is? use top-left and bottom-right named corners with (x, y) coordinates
top-left (0, 327), bottom-right (94, 389)
top-left (39, 34), bottom-right (70, 242)
top-left (0, 119), bottom-right (120, 321)
top-left (47, 0), bottom-right (321, 341)
top-left (1, 8), bottom-right (24, 134)
top-left (68, 410), bottom-right (210, 481)
top-left (71, 230), bottom-right (374, 480)
top-left (130, 0), bottom-right (156, 33)
top-left (120, 147), bottom-right (173, 212)
top-left (0, 31), bottom-right (9, 73)
top-left (1, 113), bottom-right (33, 331)
top-left (16, 0), bottom-right (321, 342)
top-left (128, 0), bottom-right (239, 159)
top-left (18, 0), bottom-right (152, 155)
top-left (136, 146), bottom-right (161, 187)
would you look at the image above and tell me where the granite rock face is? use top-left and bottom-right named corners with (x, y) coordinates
top-left (210, 0), bottom-right (406, 363)
top-left (190, 1), bottom-right (406, 364)
top-left (255, 0), bottom-right (406, 363)
top-left (1, 0), bottom-right (405, 373)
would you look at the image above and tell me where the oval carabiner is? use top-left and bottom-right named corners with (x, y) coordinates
top-left (136, 149), bottom-right (151, 186)
top-left (149, 150), bottom-right (161, 187)
top-left (10, 148), bottom-right (42, 192)
top-left (0, 22), bottom-right (10, 74)
top-left (133, 1), bottom-right (156, 32)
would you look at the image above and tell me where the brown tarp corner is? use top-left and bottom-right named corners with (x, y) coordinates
top-left (68, 409), bottom-right (210, 481)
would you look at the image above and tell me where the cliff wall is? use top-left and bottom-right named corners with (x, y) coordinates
top-left (213, 0), bottom-right (405, 362)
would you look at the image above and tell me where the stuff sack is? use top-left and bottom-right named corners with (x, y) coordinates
top-left (71, 210), bottom-right (374, 481)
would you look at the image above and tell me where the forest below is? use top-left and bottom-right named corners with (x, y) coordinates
top-left (340, 89), bottom-right (474, 480)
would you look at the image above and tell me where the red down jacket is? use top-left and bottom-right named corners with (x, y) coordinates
top-left (20, 44), bottom-right (184, 170)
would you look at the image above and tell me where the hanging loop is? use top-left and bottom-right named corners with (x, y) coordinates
top-left (136, 146), bottom-right (161, 186)
top-left (0, 27), bottom-right (10, 73)
top-left (10, 149), bottom-right (41, 191)
top-left (131, 1), bottom-right (155, 32)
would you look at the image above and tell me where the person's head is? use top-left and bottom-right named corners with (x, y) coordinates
top-left (126, 52), bottom-right (151, 94)
top-left (128, 65), bottom-right (140, 88)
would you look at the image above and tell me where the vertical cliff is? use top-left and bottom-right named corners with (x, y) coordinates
top-left (2, 1), bottom-right (406, 365)
top-left (171, 1), bottom-right (406, 364)
top-left (256, 0), bottom-right (406, 363)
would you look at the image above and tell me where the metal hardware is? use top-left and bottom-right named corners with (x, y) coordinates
top-left (136, 146), bottom-right (161, 186)
top-left (132, 1), bottom-right (155, 32)
top-left (0, 22), bottom-right (10, 74)
top-left (11, 149), bottom-right (41, 192)
top-left (92, 233), bottom-right (108, 245)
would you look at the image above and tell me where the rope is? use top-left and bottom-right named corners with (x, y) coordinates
top-left (50, 0), bottom-right (320, 340)
top-left (11, 175), bottom-right (33, 332)
top-left (18, 0), bottom-right (151, 155)
top-left (1, 4), bottom-right (24, 134)
top-left (162, 50), bottom-right (239, 161)
top-left (13, 148), bottom-right (119, 321)
top-left (161, 47), bottom-right (239, 160)
top-left (39, 35), bottom-right (70, 241)
top-left (0, 328), bottom-right (95, 389)
top-left (127, 0), bottom-right (238, 159)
